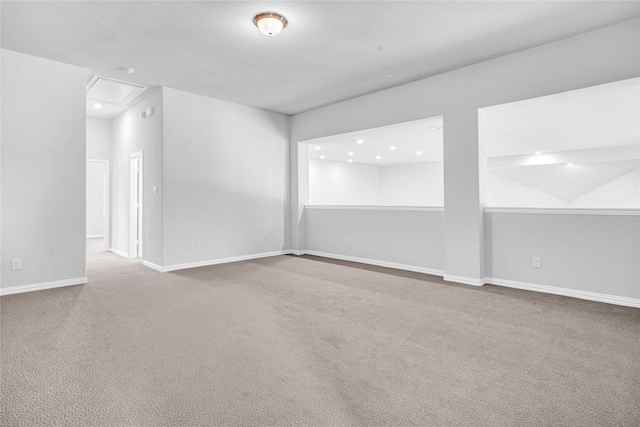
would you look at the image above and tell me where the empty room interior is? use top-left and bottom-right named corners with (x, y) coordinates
top-left (1, 1), bottom-right (639, 426)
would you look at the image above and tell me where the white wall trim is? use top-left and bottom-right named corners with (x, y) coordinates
top-left (0, 277), bottom-right (87, 296)
top-left (300, 250), bottom-right (444, 277)
top-left (142, 260), bottom-right (163, 272)
top-left (485, 207), bottom-right (640, 216)
top-left (485, 277), bottom-right (640, 308)
top-left (109, 247), bottom-right (129, 258)
top-left (157, 251), bottom-right (291, 273)
top-left (86, 234), bottom-right (104, 239)
top-left (305, 205), bottom-right (444, 212)
top-left (98, 246), bottom-right (640, 308)
top-left (443, 274), bottom-right (485, 287)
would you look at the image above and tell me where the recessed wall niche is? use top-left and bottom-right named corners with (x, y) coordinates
top-left (480, 78), bottom-right (640, 209)
top-left (304, 117), bottom-right (444, 206)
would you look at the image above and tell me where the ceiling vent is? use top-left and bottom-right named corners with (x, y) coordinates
top-left (86, 75), bottom-right (148, 106)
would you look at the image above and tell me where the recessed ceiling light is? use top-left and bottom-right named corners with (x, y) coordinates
top-left (535, 151), bottom-right (542, 155)
top-left (315, 146), bottom-right (321, 151)
top-left (416, 151), bottom-right (423, 155)
top-left (567, 163), bottom-right (574, 167)
top-left (348, 151), bottom-right (354, 156)
top-left (253, 12), bottom-right (287, 36)
top-left (122, 67), bottom-right (136, 75)
top-left (93, 103), bottom-right (103, 109)
top-left (348, 159), bottom-right (353, 163)
top-left (389, 146), bottom-right (396, 150)
top-left (385, 74), bottom-right (394, 79)
top-left (320, 155), bottom-right (325, 159)
top-left (356, 139), bottom-right (364, 144)
top-left (375, 156), bottom-right (381, 160)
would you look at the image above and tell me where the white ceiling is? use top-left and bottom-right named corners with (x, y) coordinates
top-left (305, 117), bottom-right (443, 166)
top-left (1, 1), bottom-right (638, 115)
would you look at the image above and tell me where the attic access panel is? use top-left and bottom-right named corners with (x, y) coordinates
top-left (86, 75), bottom-right (148, 106)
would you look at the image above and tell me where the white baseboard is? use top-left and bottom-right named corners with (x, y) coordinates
top-left (156, 250), bottom-right (291, 273)
top-left (109, 248), bottom-right (129, 258)
top-left (86, 234), bottom-right (104, 239)
top-left (0, 277), bottom-right (87, 296)
top-left (485, 277), bottom-right (640, 308)
top-left (142, 260), bottom-right (163, 272)
top-left (288, 250), bottom-right (306, 256)
top-left (297, 252), bottom-right (637, 308)
top-left (443, 274), bottom-right (485, 287)
top-left (302, 250), bottom-right (444, 277)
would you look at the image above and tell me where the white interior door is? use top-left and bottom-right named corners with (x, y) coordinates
top-left (86, 159), bottom-right (110, 251)
top-left (130, 152), bottom-right (143, 258)
top-left (87, 161), bottom-right (105, 238)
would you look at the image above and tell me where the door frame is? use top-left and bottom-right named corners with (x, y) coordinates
top-left (129, 150), bottom-right (143, 259)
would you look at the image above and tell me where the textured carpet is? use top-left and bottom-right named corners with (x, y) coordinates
top-left (1, 239), bottom-right (638, 426)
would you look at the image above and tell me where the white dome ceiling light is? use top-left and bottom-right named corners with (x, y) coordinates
top-left (253, 12), bottom-right (288, 36)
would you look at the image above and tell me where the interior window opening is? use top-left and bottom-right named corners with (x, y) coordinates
top-left (480, 78), bottom-right (640, 209)
top-left (304, 116), bottom-right (444, 207)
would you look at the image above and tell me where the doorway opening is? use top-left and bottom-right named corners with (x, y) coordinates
top-left (479, 77), bottom-right (639, 209)
top-left (85, 74), bottom-right (153, 267)
top-left (302, 116), bottom-right (444, 206)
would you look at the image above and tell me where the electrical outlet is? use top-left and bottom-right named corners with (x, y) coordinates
top-left (532, 256), bottom-right (541, 268)
top-left (153, 185), bottom-right (158, 194)
top-left (12, 259), bottom-right (21, 270)
top-left (345, 238), bottom-right (350, 245)
top-left (188, 242), bottom-right (195, 251)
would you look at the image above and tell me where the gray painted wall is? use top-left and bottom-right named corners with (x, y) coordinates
top-left (309, 159), bottom-right (445, 206)
top-left (309, 159), bottom-right (381, 205)
top-left (86, 162), bottom-right (105, 237)
top-left (485, 212), bottom-right (640, 299)
top-left (86, 118), bottom-right (112, 239)
top-left (111, 88), bottom-right (164, 265)
top-left (162, 88), bottom-right (288, 267)
top-left (1, 49), bottom-right (86, 288)
top-left (86, 117), bottom-right (112, 161)
top-left (290, 19), bottom-right (640, 290)
top-left (305, 208), bottom-right (444, 272)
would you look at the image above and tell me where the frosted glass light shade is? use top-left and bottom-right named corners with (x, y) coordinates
top-left (253, 12), bottom-right (287, 36)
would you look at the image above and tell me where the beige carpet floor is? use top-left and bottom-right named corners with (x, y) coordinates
top-left (1, 239), bottom-right (639, 426)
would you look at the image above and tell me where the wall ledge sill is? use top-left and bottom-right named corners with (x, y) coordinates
top-left (305, 205), bottom-right (444, 212)
top-left (484, 207), bottom-right (640, 216)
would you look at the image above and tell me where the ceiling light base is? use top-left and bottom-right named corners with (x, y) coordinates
top-left (253, 12), bottom-right (287, 36)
